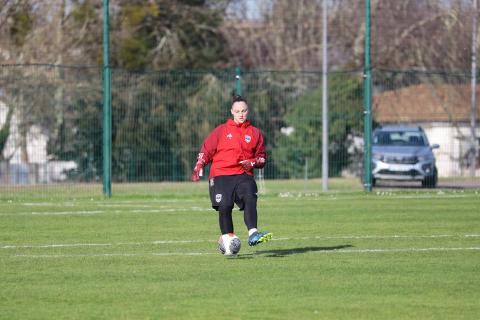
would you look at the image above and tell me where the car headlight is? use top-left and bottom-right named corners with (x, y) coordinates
top-left (373, 153), bottom-right (384, 161)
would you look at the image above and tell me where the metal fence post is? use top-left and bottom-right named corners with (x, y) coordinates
top-left (103, 0), bottom-right (112, 197)
top-left (363, 0), bottom-right (373, 192)
top-left (470, 0), bottom-right (478, 177)
top-left (322, 0), bottom-right (329, 192)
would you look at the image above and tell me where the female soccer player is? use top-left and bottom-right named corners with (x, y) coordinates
top-left (191, 95), bottom-right (272, 246)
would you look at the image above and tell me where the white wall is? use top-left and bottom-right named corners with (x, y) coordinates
top-left (1, 101), bottom-right (77, 184)
top-left (0, 101), bottom-right (48, 164)
top-left (421, 122), bottom-right (480, 177)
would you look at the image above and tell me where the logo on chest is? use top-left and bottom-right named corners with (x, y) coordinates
top-left (244, 135), bottom-right (252, 143)
top-left (226, 133), bottom-right (233, 140)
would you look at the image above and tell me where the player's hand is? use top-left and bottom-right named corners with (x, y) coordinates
top-left (239, 159), bottom-right (256, 172)
top-left (254, 156), bottom-right (266, 168)
top-left (191, 153), bottom-right (206, 182)
top-left (191, 162), bottom-right (204, 182)
top-left (240, 157), bottom-right (266, 172)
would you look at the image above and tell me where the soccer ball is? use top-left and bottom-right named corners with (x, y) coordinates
top-left (218, 233), bottom-right (241, 256)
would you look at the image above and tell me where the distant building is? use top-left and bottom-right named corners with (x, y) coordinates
top-left (0, 101), bottom-right (76, 184)
top-left (373, 84), bottom-right (480, 177)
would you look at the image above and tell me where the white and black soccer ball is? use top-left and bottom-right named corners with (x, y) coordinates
top-left (218, 233), bottom-right (241, 256)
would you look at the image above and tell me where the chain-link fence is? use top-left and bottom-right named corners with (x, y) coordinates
top-left (0, 64), bottom-right (478, 197)
top-left (373, 70), bottom-right (479, 184)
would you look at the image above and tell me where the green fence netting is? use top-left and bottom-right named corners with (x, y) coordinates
top-left (0, 65), bottom-right (478, 197)
top-left (0, 64), bottom-right (102, 197)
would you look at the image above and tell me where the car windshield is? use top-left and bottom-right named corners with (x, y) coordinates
top-left (373, 131), bottom-right (427, 146)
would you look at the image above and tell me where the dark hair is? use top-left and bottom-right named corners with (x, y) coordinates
top-left (232, 94), bottom-right (247, 105)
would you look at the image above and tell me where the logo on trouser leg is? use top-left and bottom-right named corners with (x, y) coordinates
top-left (215, 194), bottom-right (222, 203)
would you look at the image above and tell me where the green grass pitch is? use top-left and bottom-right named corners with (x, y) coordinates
top-left (1, 180), bottom-right (479, 319)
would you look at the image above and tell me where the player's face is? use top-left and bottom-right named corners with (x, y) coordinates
top-left (231, 101), bottom-right (249, 124)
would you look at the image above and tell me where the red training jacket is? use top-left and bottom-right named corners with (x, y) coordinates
top-left (197, 119), bottom-right (266, 178)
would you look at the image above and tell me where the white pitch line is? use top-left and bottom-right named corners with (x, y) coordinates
top-left (31, 210), bottom-right (104, 215)
top-left (11, 246), bottom-right (480, 258)
top-left (129, 208), bottom-right (211, 213)
top-left (12, 252), bottom-right (218, 258)
top-left (271, 234), bottom-right (480, 241)
top-left (2, 243), bottom-right (113, 249)
top-left (1, 240), bottom-right (214, 249)
top-left (152, 239), bottom-right (207, 244)
top-left (321, 247), bottom-right (480, 254)
top-left (18, 199), bottom-right (197, 207)
top-left (275, 193), bottom-right (476, 201)
top-left (2, 234), bottom-right (479, 250)
top-left (1, 207), bottom-right (212, 216)
top-left (8, 192), bottom-right (478, 208)
top-left (13, 253), bottom-right (144, 258)
top-left (21, 203), bottom-right (78, 207)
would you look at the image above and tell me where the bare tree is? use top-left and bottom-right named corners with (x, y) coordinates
top-left (223, 0), bottom-right (325, 70)
top-left (0, 0), bottom-right (102, 163)
top-left (223, 0), bottom-right (476, 72)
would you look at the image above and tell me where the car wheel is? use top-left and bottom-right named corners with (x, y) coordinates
top-left (422, 168), bottom-right (438, 188)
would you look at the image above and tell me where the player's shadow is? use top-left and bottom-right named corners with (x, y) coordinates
top-left (236, 244), bottom-right (353, 259)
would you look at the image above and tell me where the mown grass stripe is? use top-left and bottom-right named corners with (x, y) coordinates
top-left (11, 246), bottom-right (480, 258)
top-left (2, 233), bottom-right (479, 249)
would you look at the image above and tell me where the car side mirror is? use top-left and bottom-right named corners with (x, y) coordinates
top-left (431, 144), bottom-right (439, 149)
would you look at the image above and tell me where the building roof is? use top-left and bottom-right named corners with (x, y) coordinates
top-left (373, 83), bottom-right (480, 123)
top-left (373, 125), bottom-right (423, 132)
